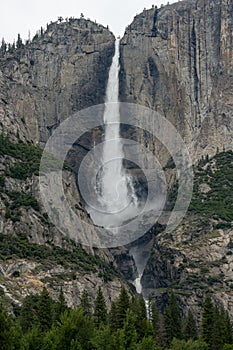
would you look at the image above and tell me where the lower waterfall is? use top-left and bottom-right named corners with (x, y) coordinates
top-left (133, 273), bottom-right (150, 318)
top-left (134, 274), bottom-right (143, 294)
top-left (131, 245), bottom-right (151, 318)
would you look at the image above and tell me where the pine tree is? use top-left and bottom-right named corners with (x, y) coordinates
top-left (201, 297), bottom-right (233, 350)
top-left (44, 308), bottom-right (95, 349)
top-left (224, 345), bottom-right (233, 350)
top-left (91, 324), bottom-right (113, 350)
top-left (0, 38), bottom-right (7, 56)
top-left (201, 295), bottom-right (215, 347)
top-left (16, 34), bottom-right (23, 49)
top-left (109, 301), bottom-right (118, 332)
top-left (117, 309), bottom-right (137, 350)
top-left (212, 305), bottom-right (225, 350)
top-left (151, 300), bottom-right (160, 337)
top-left (164, 292), bottom-right (182, 346)
top-left (21, 326), bottom-right (43, 350)
top-left (55, 288), bottom-right (67, 321)
top-left (70, 339), bottom-right (83, 350)
top-left (137, 296), bottom-right (147, 320)
top-left (115, 287), bottom-right (130, 330)
top-left (156, 314), bottom-right (166, 349)
top-left (212, 305), bottom-right (233, 350)
top-left (169, 338), bottom-right (208, 350)
top-left (80, 290), bottom-right (91, 316)
top-left (136, 336), bottom-right (160, 350)
top-left (0, 302), bottom-right (21, 350)
top-left (8, 42), bottom-right (15, 53)
top-left (224, 307), bottom-right (233, 344)
top-left (20, 295), bottom-right (38, 332)
top-left (183, 310), bottom-right (198, 341)
top-left (94, 287), bottom-right (107, 326)
top-left (38, 287), bottom-right (53, 332)
top-left (0, 302), bottom-right (12, 349)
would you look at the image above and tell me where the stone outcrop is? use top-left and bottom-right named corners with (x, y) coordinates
top-left (0, 257), bottom-right (126, 310)
top-left (0, 18), bottom-right (114, 144)
top-left (120, 0), bottom-right (233, 163)
top-left (0, 150), bottom-right (131, 307)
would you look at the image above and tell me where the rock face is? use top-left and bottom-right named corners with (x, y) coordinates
top-left (120, 0), bottom-right (233, 162)
top-left (143, 215), bottom-right (233, 320)
top-left (0, 18), bottom-right (114, 144)
top-left (0, 19), bottom-right (132, 308)
top-left (119, 0), bottom-right (233, 319)
top-left (0, 147), bottom-right (131, 307)
top-left (0, 256), bottom-right (126, 310)
top-left (140, 149), bottom-right (233, 320)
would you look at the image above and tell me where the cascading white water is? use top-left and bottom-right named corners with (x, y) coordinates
top-left (134, 274), bottom-right (143, 294)
top-left (130, 245), bottom-right (152, 318)
top-left (89, 39), bottom-right (137, 228)
top-left (101, 39), bottom-right (129, 216)
top-left (133, 274), bottom-right (150, 318)
top-left (134, 274), bottom-right (150, 318)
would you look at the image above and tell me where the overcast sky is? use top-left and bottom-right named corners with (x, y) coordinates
top-left (1, 0), bottom-right (177, 43)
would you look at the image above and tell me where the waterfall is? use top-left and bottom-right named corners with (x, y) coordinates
top-left (88, 39), bottom-right (137, 228)
top-left (101, 39), bottom-right (129, 218)
top-left (134, 273), bottom-right (150, 318)
top-left (134, 274), bottom-right (143, 294)
top-left (133, 273), bottom-right (150, 318)
top-left (87, 38), bottom-right (150, 316)
top-left (130, 245), bottom-right (152, 318)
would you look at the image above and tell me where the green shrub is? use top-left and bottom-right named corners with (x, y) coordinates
top-left (215, 222), bottom-right (232, 230)
top-left (189, 151), bottom-right (233, 221)
top-left (207, 276), bottom-right (222, 285)
top-left (0, 135), bottom-right (42, 161)
top-left (227, 241), bottom-right (233, 249)
top-left (7, 191), bottom-right (40, 211)
top-left (9, 162), bottom-right (39, 180)
top-left (0, 175), bottom-right (5, 187)
top-left (0, 134), bottom-right (72, 180)
top-left (200, 267), bottom-right (209, 275)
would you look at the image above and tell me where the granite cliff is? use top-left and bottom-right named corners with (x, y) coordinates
top-left (0, 17), bottom-right (114, 143)
top-left (0, 18), bottom-right (132, 309)
top-left (120, 0), bottom-right (233, 319)
top-left (120, 0), bottom-right (233, 162)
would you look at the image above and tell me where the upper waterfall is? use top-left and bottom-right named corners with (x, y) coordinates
top-left (101, 39), bottom-right (129, 216)
top-left (88, 39), bottom-right (137, 229)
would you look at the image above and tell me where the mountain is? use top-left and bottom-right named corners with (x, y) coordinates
top-left (0, 0), bottom-right (233, 323)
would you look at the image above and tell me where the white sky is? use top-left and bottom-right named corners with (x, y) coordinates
top-left (1, 0), bottom-right (177, 43)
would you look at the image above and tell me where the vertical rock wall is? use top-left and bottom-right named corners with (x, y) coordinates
top-left (0, 18), bottom-right (115, 144)
top-left (120, 0), bottom-right (233, 162)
